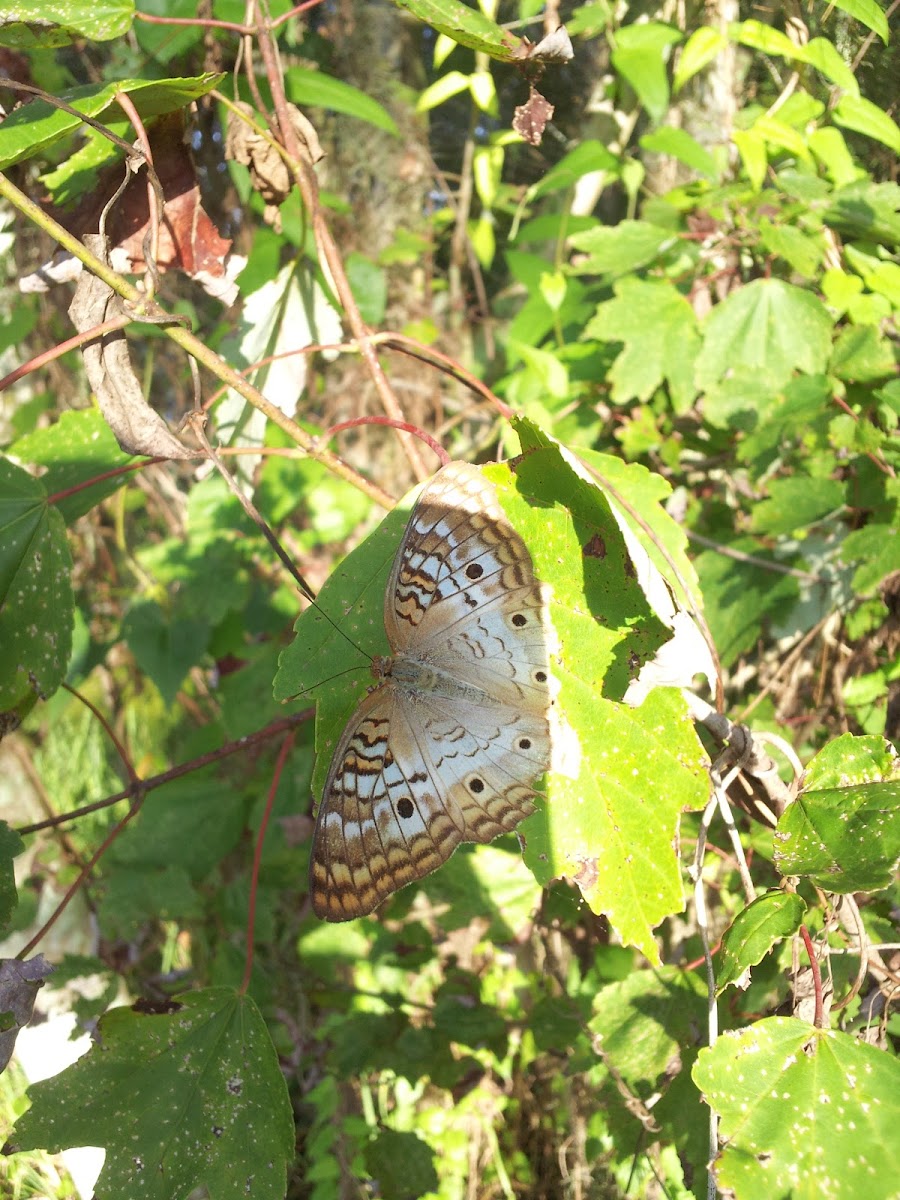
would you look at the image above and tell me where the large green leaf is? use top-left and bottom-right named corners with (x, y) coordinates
top-left (694, 1017), bottom-right (900, 1200)
top-left (284, 67), bottom-right (399, 136)
top-left (611, 23), bottom-right (681, 124)
top-left (11, 989), bottom-right (295, 1200)
top-left (826, 0), bottom-right (889, 41)
top-left (276, 447), bottom-right (708, 959)
top-left (0, 0), bottom-right (134, 48)
top-left (0, 73), bottom-right (224, 169)
top-left (10, 408), bottom-right (134, 524)
top-left (584, 277), bottom-right (701, 412)
top-left (695, 278), bottom-right (834, 390)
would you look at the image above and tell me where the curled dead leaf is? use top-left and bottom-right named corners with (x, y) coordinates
top-left (68, 236), bottom-right (194, 460)
top-left (225, 101), bottom-right (324, 229)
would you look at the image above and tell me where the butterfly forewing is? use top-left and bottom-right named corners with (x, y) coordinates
top-left (310, 461), bottom-right (553, 921)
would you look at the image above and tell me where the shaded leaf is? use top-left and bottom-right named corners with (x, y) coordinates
top-left (775, 734), bottom-right (900, 892)
top-left (11, 988), bottom-right (294, 1200)
top-left (364, 1129), bottom-right (438, 1199)
top-left (9, 408), bottom-right (134, 523)
top-left (0, 73), bottom-right (223, 169)
top-left (750, 477), bottom-right (844, 536)
top-left (0, 457), bottom-right (74, 714)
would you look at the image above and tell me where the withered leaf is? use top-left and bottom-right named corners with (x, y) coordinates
top-left (68, 236), bottom-right (194, 460)
top-left (513, 88), bottom-right (554, 146)
top-left (225, 101), bottom-right (324, 228)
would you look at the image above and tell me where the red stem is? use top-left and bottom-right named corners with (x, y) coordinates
top-left (799, 924), bottom-right (826, 1028)
top-left (240, 732), bottom-right (295, 994)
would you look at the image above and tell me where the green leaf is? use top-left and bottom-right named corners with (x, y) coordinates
top-left (749, 477), bottom-right (844, 536)
top-left (134, 0), bottom-right (203, 59)
top-left (284, 66), bottom-right (399, 135)
top-left (0, 0), bottom-right (134, 48)
top-left (800, 37), bottom-right (859, 95)
top-left (611, 23), bottom-right (681, 124)
top-left (584, 278), bottom-right (700, 412)
top-left (758, 217), bottom-right (824, 278)
top-left (695, 278), bottom-right (833, 389)
top-left (717, 892), bottom-right (806, 993)
top-left (0, 821), bottom-right (24, 930)
top-left (121, 601), bottom-right (210, 706)
top-left (590, 966), bottom-right (709, 1157)
top-left (278, 448), bottom-right (707, 958)
top-left (0, 457), bottom-right (74, 715)
top-left (396, 0), bottom-right (521, 60)
top-left (775, 734), bottom-right (900, 892)
top-left (733, 128), bottom-right (768, 191)
top-left (827, 0), bottom-right (889, 42)
top-left (527, 140), bottom-right (620, 200)
top-left (573, 446), bottom-right (706, 613)
top-left (694, 541), bottom-right (799, 669)
top-left (639, 126), bottom-right (719, 179)
top-left (422, 842), bottom-right (542, 940)
top-left (106, 775), bottom-right (248, 881)
top-left (833, 94), bottom-right (900, 154)
top-left (736, 373), bottom-right (831, 465)
top-left (345, 253), bottom-right (387, 325)
top-left (364, 1130), bottom-right (439, 1199)
top-left (830, 325), bottom-right (898, 382)
top-left (568, 219), bottom-right (678, 277)
top-left (694, 1017), bottom-right (900, 1200)
top-left (590, 967), bottom-right (707, 1085)
top-left (509, 436), bottom-right (711, 961)
top-left (98, 864), bottom-right (203, 935)
top-left (839, 522), bottom-right (900, 593)
top-left (824, 181), bottom-right (900, 248)
top-left (809, 127), bottom-right (859, 188)
top-left (9, 409), bottom-right (135, 524)
top-left (752, 114), bottom-right (813, 166)
top-left (0, 73), bottom-right (224, 169)
top-left (11, 989), bottom-right (295, 1200)
top-left (416, 69), bottom-right (471, 112)
top-left (673, 26), bottom-right (727, 92)
top-left (732, 19), bottom-right (800, 57)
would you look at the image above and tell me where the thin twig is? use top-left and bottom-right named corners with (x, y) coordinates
top-left (690, 793), bottom-right (720, 1200)
top-left (17, 712), bottom-right (312, 836)
top-left (241, 731), bottom-right (295, 994)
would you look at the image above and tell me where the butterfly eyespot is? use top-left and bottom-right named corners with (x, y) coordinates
top-left (465, 563), bottom-right (484, 580)
top-left (511, 613), bottom-right (527, 627)
top-left (397, 797), bottom-right (415, 818)
top-left (534, 670), bottom-right (547, 683)
top-left (518, 737), bottom-right (532, 750)
top-left (468, 776), bottom-right (485, 794)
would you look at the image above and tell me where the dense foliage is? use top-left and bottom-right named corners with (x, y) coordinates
top-left (0, 2), bottom-right (898, 1198)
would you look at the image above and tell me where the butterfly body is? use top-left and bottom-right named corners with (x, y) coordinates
top-left (310, 461), bottom-right (553, 921)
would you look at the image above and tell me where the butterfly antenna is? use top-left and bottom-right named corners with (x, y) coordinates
top-left (188, 416), bottom-right (377, 661)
